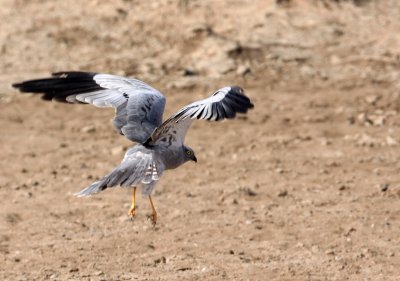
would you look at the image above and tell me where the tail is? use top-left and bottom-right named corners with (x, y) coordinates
top-left (74, 149), bottom-right (154, 197)
top-left (74, 180), bottom-right (107, 197)
top-left (74, 165), bottom-right (135, 197)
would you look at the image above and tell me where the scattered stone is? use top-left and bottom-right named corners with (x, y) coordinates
top-left (357, 134), bottom-right (379, 147)
top-left (240, 187), bottom-right (257, 196)
top-left (154, 256), bottom-right (166, 265)
top-left (380, 183), bottom-right (389, 192)
top-left (347, 116), bottom-right (356, 124)
top-left (28, 152), bottom-right (36, 158)
top-left (236, 64), bottom-right (251, 76)
top-left (277, 190), bottom-right (288, 197)
top-left (59, 143), bottom-right (68, 148)
top-left (320, 138), bottom-right (331, 146)
top-left (69, 268), bottom-right (79, 273)
top-left (357, 113), bottom-right (373, 126)
top-left (186, 23), bottom-right (213, 37)
top-left (80, 125), bottom-right (96, 133)
top-left (116, 8), bottom-right (128, 17)
top-left (365, 95), bottom-right (380, 105)
top-left (182, 68), bottom-right (198, 76)
top-left (325, 249), bottom-right (335, 255)
top-left (345, 227), bottom-right (356, 236)
top-left (369, 115), bottom-right (385, 126)
top-left (326, 161), bottom-right (340, 167)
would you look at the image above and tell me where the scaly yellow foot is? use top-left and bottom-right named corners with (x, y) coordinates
top-left (127, 187), bottom-right (137, 218)
top-left (147, 195), bottom-right (157, 226)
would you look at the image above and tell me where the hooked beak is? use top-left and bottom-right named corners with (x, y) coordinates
top-left (192, 155), bottom-right (197, 163)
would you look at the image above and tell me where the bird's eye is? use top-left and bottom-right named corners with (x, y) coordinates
top-left (186, 150), bottom-right (192, 156)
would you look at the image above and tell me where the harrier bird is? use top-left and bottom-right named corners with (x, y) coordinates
top-left (13, 72), bottom-right (254, 225)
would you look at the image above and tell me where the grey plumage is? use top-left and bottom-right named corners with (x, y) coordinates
top-left (13, 72), bottom-right (165, 143)
top-left (12, 72), bottom-right (254, 199)
top-left (74, 145), bottom-right (161, 196)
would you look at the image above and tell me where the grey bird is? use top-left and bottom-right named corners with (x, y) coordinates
top-left (12, 72), bottom-right (254, 225)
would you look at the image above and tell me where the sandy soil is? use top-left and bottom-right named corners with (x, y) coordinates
top-left (2, 0), bottom-right (400, 280)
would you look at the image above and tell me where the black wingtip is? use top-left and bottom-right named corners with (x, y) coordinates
top-left (229, 86), bottom-right (254, 109)
top-left (11, 72), bottom-right (104, 102)
top-left (12, 82), bottom-right (22, 89)
top-left (11, 81), bottom-right (39, 93)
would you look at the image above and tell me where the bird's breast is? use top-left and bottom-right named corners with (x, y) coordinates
top-left (154, 146), bottom-right (185, 170)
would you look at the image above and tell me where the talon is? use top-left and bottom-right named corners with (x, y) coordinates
top-left (147, 213), bottom-right (157, 226)
top-left (128, 207), bottom-right (136, 218)
top-left (128, 187), bottom-right (137, 218)
top-left (148, 195), bottom-right (157, 227)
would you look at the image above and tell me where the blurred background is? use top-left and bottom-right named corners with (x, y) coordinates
top-left (1, 0), bottom-right (400, 280)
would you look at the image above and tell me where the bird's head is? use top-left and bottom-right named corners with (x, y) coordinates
top-left (183, 146), bottom-right (197, 163)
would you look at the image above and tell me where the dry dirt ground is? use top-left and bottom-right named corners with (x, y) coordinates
top-left (2, 0), bottom-right (400, 280)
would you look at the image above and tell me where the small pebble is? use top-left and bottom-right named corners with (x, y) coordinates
top-left (278, 190), bottom-right (288, 197)
top-left (81, 125), bottom-right (96, 133)
top-left (380, 183), bottom-right (389, 192)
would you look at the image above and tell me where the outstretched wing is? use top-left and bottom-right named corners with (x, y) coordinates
top-left (12, 72), bottom-right (166, 143)
top-left (74, 145), bottom-right (163, 196)
top-left (147, 86), bottom-right (253, 147)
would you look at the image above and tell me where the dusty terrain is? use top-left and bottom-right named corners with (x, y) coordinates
top-left (2, 0), bottom-right (400, 280)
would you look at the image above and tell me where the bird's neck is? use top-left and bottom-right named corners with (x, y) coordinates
top-left (155, 145), bottom-right (186, 170)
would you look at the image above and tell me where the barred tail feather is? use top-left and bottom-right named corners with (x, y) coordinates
top-left (74, 148), bottom-right (155, 197)
top-left (74, 165), bottom-right (143, 197)
top-left (74, 180), bottom-right (106, 197)
top-left (73, 167), bottom-right (130, 196)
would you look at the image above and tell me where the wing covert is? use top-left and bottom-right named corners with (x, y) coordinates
top-left (147, 86), bottom-right (253, 147)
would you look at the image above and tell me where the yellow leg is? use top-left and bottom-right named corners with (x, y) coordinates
top-left (147, 195), bottom-right (157, 226)
top-left (128, 187), bottom-right (137, 218)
